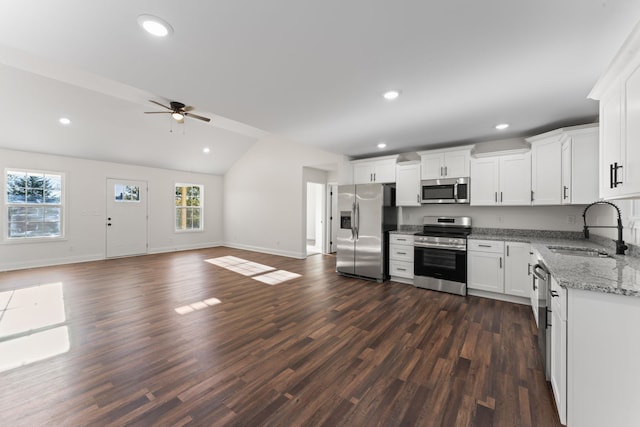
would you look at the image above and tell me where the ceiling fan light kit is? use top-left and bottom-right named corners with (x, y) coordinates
top-left (144, 100), bottom-right (211, 123)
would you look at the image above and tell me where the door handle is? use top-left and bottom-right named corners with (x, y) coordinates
top-left (355, 202), bottom-right (360, 239)
top-left (107, 223), bottom-right (112, 226)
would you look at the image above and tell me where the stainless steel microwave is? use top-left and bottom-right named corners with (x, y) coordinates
top-left (421, 177), bottom-right (470, 204)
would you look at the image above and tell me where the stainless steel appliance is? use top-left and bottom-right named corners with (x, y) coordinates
top-left (413, 216), bottom-right (471, 295)
top-left (421, 177), bottom-right (470, 204)
top-left (532, 258), bottom-right (551, 380)
top-left (336, 184), bottom-right (397, 282)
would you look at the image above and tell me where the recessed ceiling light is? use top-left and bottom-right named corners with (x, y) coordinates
top-left (496, 123), bottom-right (509, 130)
top-left (383, 90), bottom-right (401, 100)
top-left (377, 142), bottom-right (387, 149)
top-left (137, 14), bottom-right (173, 37)
top-left (59, 117), bottom-right (71, 125)
top-left (203, 147), bottom-right (211, 154)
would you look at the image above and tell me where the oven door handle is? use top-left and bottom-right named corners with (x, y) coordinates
top-left (415, 243), bottom-right (466, 251)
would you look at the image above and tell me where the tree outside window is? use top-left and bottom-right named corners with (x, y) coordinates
top-left (6, 170), bottom-right (64, 239)
top-left (175, 184), bottom-right (203, 231)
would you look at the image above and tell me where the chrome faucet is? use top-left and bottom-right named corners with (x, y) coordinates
top-left (582, 201), bottom-right (628, 255)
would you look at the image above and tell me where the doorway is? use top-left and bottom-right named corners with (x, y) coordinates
top-left (106, 178), bottom-right (148, 258)
top-left (306, 182), bottom-right (325, 256)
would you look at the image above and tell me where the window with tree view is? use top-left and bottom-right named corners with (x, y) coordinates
top-left (6, 170), bottom-right (64, 239)
top-left (175, 184), bottom-right (203, 231)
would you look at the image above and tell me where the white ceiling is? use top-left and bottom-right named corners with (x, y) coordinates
top-left (0, 1), bottom-right (639, 173)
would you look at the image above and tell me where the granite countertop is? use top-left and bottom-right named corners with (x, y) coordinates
top-left (468, 230), bottom-right (640, 297)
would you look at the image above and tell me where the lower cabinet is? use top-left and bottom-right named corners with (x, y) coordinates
top-left (389, 233), bottom-right (414, 282)
top-left (468, 239), bottom-right (531, 301)
top-left (550, 276), bottom-right (567, 425)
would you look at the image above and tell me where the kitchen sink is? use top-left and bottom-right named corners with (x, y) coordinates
top-left (547, 246), bottom-right (611, 258)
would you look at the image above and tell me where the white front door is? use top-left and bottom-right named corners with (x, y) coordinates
top-left (106, 178), bottom-right (148, 258)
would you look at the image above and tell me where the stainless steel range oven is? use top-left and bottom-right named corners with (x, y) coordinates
top-left (414, 216), bottom-right (471, 296)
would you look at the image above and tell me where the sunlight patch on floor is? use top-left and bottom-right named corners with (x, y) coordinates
top-left (205, 256), bottom-right (302, 285)
top-left (175, 297), bottom-right (221, 315)
top-left (0, 282), bottom-right (70, 372)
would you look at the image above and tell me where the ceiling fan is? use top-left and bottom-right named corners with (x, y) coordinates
top-left (144, 100), bottom-right (211, 123)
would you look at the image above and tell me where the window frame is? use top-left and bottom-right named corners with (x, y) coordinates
top-left (174, 183), bottom-right (204, 233)
top-left (4, 168), bottom-right (66, 243)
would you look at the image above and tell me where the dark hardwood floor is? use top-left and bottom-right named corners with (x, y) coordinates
top-left (0, 247), bottom-right (561, 426)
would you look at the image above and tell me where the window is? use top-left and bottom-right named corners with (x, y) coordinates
top-left (175, 184), bottom-right (203, 231)
top-left (5, 169), bottom-right (64, 239)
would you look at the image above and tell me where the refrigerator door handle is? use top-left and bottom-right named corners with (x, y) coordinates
top-left (351, 202), bottom-right (356, 239)
top-left (355, 202), bottom-right (360, 239)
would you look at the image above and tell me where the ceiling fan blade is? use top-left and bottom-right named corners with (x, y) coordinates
top-left (149, 100), bottom-right (172, 111)
top-left (144, 111), bottom-right (171, 114)
top-left (184, 112), bottom-right (211, 122)
top-left (183, 106), bottom-right (194, 112)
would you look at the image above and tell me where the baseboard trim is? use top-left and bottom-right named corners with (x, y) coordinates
top-left (0, 254), bottom-right (104, 272)
top-left (148, 241), bottom-right (223, 254)
top-left (467, 289), bottom-right (530, 305)
top-left (223, 242), bottom-right (305, 259)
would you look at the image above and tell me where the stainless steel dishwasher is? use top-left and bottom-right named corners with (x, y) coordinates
top-left (532, 259), bottom-right (551, 380)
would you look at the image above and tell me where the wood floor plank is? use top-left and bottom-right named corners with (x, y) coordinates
top-left (0, 247), bottom-right (562, 426)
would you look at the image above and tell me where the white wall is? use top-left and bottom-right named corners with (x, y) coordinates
top-left (0, 148), bottom-right (223, 271)
top-left (223, 136), bottom-right (346, 258)
top-left (400, 204), bottom-right (588, 231)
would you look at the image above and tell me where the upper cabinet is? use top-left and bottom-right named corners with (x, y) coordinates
top-left (470, 151), bottom-right (531, 206)
top-left (527, 132), bottom-right (562, 205)
top-left (396, 161), bottom-right (421, 206)
top-left (560, 125), bottom-right (599, 205)
top-left (351, 155), bottom-right (398, 184)
top-left (418, 147), bottom-right (471, 180)
top-left (526, 124), bottom-right (599, 205)
top-left (589, 24), bottom-right (640, 199)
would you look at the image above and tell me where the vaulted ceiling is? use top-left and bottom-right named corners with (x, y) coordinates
top-left (0, 1), bottom-right (639, 173)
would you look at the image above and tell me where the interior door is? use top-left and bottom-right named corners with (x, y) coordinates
top-left (106, 178), bottom-right (148, 258)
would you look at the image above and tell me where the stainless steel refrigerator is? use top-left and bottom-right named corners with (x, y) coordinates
top-left (336, 183), bottom-right (397, 281)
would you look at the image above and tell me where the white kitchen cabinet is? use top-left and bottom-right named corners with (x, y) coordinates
top-left (418, 147), bottom-right (471, 180)
top-left (589, 26), bottom-right (640, 199)
top-left (470, 152), bottom-right (531, 206)
top-left (468, 240), bottom-right (532, 303)
top-left (503, 241), bottom-right (530, 298)
top-left (389, 233), bottom-right (414, 282)
top-left (549, 276), bottom-right (567, 425)
top-left (528, 133), bottom-right (562, 205)
top-left (467, 240), bottom-right (504, 293)
top-left (352, 155), bottom-right (398, 184)
top-left (560, 125), bottom-right (599, 205)
top-left (396, 162), bottom-right (421, 206)
top-left (568, 288), bottom-right (640, 427)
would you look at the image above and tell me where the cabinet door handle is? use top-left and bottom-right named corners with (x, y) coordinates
top-left (527, 262), bottom-right (531, 275)
top-left (397, 238), bottom-right (406, 242)
top-left (499, 257), bottom-right (502, 269)
top-left (506, 245), bottom-right (510, 256)
top-left (531, 190), bottom-right (534, 202)
top-left (563, 185), bottom-right (568, 200)
top-left (374, 173), bottom-right (376, 182)
top-left (444, 166), bottom-right (448, 176)
top-left (545, 307), bottom-right (551, 328)
top-left (478, 244), bottom-right (492, 248)
top-left (417, 194), bottom-right (420, 203)
top-left (397, 268), bottom-right (407, 271)
top-left (397, 251), bottom-right (406, 255)
top-left (495, 192), bottom-right (498, 203)
top-left (440, 166), bottom-right (444, 176)
top-left (613, 162), bottom-right (623, 187)
top-left (610, 163), bottom-right (615, 189)
top-left (550, 290), bottom-right (559, 298)
top-left (500, 192), bottom-right (503, 202)
top-left (532, 276), bottom-right (537, 290)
